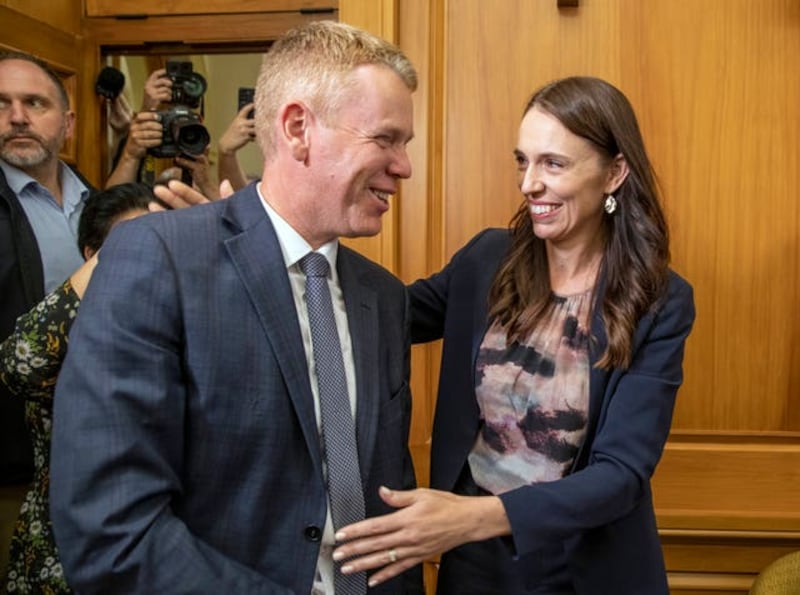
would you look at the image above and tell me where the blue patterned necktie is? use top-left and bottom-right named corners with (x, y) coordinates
top-left (300, 252), bottom-right (367, 595)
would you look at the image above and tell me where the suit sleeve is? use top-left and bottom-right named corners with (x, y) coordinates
top-left (49, 220), bottom-right (294, 595)
top-left (409, 229), bottom-right (501, 344)
top-left (498, 276), bottom-right (696, 556)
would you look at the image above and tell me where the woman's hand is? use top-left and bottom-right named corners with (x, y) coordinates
top-left (332, 486), bottom-right (510, 588)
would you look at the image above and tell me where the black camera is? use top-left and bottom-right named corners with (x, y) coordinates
top-left (149, 106), bottom-right (211, 158)
top-left (148, 60), bottom-right (210, 158)
top-left (165, 60), bottom-right (207, 109)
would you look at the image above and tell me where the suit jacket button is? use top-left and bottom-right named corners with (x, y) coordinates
top-left (304, 525), bottom-right (322, 542)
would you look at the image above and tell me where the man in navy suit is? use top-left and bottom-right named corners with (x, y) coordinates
top-left (50, 21), bottom-right (422, 594)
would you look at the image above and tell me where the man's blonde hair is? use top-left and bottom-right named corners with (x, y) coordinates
top-left (254, 20), bottom-right (417, 160)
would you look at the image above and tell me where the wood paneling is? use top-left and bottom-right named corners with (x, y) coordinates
top-left (441, 0), bottom-right (627, 259)
top-left (396, 0), bottom-right (445, 487)
top-left (654, 432), bottom-right (800, 530)
top-left (1, 0), bottom-right (81, 36)
top-left (85, 0), bottom-right (337, 18)
top-left (3, 0), bottom-right (799, 592)
top-left (395, 3), bottom-right (445, 591)
top-left (84, 12), bottom-right (336, 47)
top-left (0, 7), bottom-right (81, 71)
top-left (621, 0), bottom-right (800, 433)
top-left (414, 0), bottom-right (800, 592)
top-left (81, 8), bottom-right (342, 186)
top-left (337, 0), bottom-right (398, 272)
top-left (0, 7), bottom-right (84, 167)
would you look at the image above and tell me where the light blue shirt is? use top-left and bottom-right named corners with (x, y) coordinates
top-left (1, 160), bottom-right (90, 292)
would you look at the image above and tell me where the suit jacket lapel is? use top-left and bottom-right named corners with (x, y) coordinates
top-left (221, 188), bottom-right (322, 472)
top-left (337, 248), bottom-right (379, 483)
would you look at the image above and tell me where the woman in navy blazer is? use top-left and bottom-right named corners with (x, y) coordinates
top-left (333, 77), bottom-right (695, 594)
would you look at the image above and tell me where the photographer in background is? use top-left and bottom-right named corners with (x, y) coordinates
top-left (140, 67), bottom-right (174, 111)
top-left (105, 62), bottom-right (214, 197)
top-left (104, 109), bottom-right (162, 187)
top-left (153, 152), bottom-right (220, 201)
top-left (2, 183), bottom-right (158, 594)
top-left (217, 101), bottom-right (256, 191)
top-left (0, 50), bottom-right (93, 577)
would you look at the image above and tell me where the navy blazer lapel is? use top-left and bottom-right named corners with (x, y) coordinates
top-left (220, 188), bottom-right (322, 471)
top-left (469, 237), bottom-right (505, 373)
top-left (337, 248), bottom-right (379, 482)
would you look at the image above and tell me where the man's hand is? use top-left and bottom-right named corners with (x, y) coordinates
top-left (142, 68), bottom-right (172, 111)
top-left (218, 104), bottom-right (256, 156)
top-left (151, 179), bottom-right (234, 211)
top-left (107, 94), bottom-right (133, 135)
top-left (105, 111), bottom-right (164, 188)
top-left (174, 153), bottom-right (217, 200)
top-left (121, 111), bottom-right (163, 160)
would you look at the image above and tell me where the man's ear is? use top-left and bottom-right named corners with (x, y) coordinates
top-left (64, 110), bottom-right (76, 141)
top-left (280, 102), bottom-right (311, 162)
top-left (605, 153), bottom-right (630, 195)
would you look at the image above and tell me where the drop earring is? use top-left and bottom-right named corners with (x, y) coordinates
top-left (604, 194), bottom-right (618, 215)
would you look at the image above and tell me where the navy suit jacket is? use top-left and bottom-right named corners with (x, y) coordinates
top-left (409, 229), bottom-right (695, 595)
top-left (50, 185), bottom-right (421, 594)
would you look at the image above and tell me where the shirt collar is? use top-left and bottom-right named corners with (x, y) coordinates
top-left (255, 183), bottom-right (339, 275)
top-left (0, 159), bottom-right (36, 194)
top-left (0, 159), bottom-right (89, 208)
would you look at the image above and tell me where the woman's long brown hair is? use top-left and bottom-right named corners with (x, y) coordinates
top-left (488, 77), bottom-right (670, 369)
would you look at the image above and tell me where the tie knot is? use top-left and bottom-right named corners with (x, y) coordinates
top-left (300, 252), bottom-right (330, 278)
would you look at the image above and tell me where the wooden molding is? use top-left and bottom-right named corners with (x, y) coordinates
top-left (85, 0), bottom-right (337, 18)
top-left (654, 432), bottom-right (800, 531)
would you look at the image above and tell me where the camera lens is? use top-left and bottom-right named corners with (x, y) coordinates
top-left (175, 121), bottom-right (210, 156)
top-left (181, 73), bottom-right (207, 100)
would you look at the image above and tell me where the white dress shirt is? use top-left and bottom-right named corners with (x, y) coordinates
top-left (257, 185), bottom-right (358, 594)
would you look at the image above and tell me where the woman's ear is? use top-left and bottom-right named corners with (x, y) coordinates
top-left (605, 153), bottom-right (630, 195)
top-left (82, 246), bottom-right (96, 261)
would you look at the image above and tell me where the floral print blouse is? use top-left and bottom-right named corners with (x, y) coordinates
top-left (468, 290), bottom-right (592, 495)
top-left (1, 280), bottom-right (80, 594)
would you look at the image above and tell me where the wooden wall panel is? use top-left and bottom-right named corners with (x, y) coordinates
top-left (4, 0), bottom-right (799, 592)
top-left (1, 0), bottom-right (81, 36)
top-left (654, 433), bottom-right (800, 530)
top-left (0, 6), bottom-right (84, 167)
top-left (395, 3), bottom-right (444, 591)
top-left (442, 0), bottom-right (626, 259)
top-left (84, 12), bottom-right (336, 46)
top-left (439, 0), bottom-right (800, 423)
top-left (85, 0), bottom-right (337, 18)
top-left (81, 9), bottom-right (341, 186)
top-left (421, 0), bottom-right (800, 592)
top-left (622, 0), bottom-right (800, 433)
top-left (337, 0), bottom-right (399, 273)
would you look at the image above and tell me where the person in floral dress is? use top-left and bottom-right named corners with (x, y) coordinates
top-left (1, 183), bottom-right (155, 593)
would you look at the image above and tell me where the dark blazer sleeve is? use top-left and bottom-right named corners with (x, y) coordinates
top-left (499, 273), bottom-right (695, 556)
top-left (409, 228), bottom-right (506, 344)
top-left (49, 216), bottom-right (296, 595)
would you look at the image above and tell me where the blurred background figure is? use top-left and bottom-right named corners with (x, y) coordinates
top-left (217, 101), bottom-right (256, 191)
top-left (1, 182), bottom-right (158, 594)
top-left (0, 51), bottom-right (94, 575)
